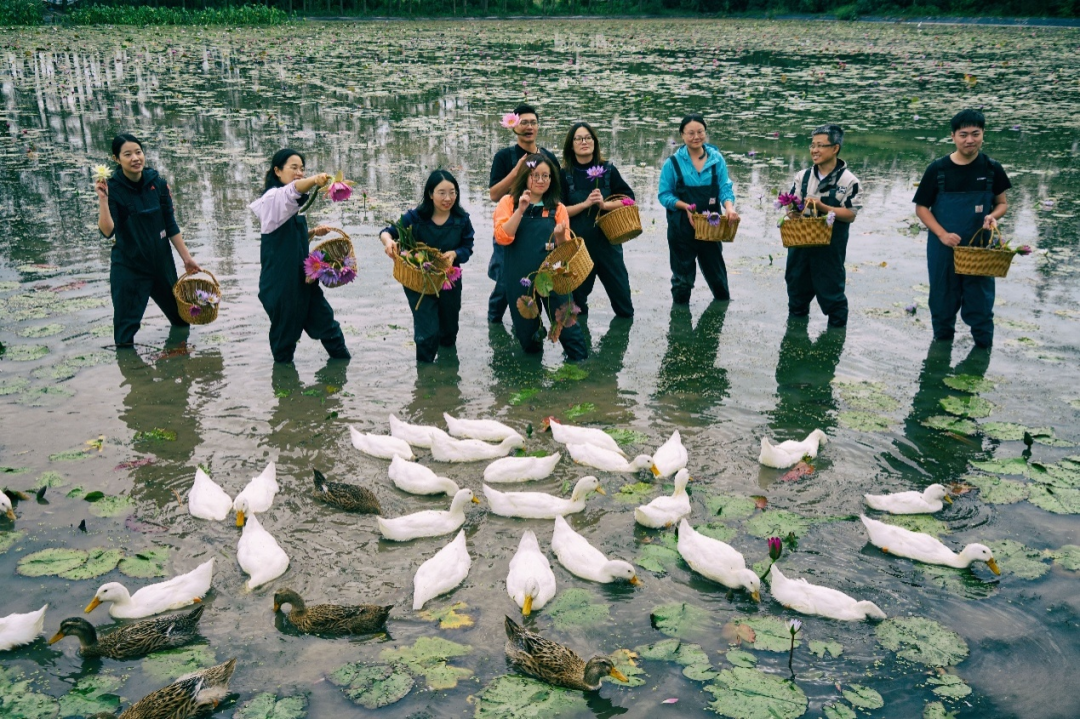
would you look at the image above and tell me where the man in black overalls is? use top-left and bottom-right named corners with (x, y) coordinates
top-left (487, 103), bottom-right (561, 324)
top-left (914, 109), bottom-right (1011, 348)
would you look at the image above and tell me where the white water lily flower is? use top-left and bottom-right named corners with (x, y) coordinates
top-left (92, 165), bottom-right (112, 182)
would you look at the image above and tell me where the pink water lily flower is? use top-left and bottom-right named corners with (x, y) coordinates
top-left (586, 165), bottom-right (606, 181)
top-left (501, 112), bottom-right (520, 129)
top-left (328, 182), bottom-right (352, 203)
top-left (620, 197), bottom-right (636, 207)
top-left (1015, 245), bottom-right (1033, 256)
top-left (304, 250), bottom-right (327, 282)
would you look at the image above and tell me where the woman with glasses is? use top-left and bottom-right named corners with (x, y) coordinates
top-left (657, 114), bottom-right (740, 304)
top-left (493, 154), bottom-right (588, 361)
top-left (561, 122), bottom-right (636, 319)
top-left (380, 170), bottom-right (475, 362)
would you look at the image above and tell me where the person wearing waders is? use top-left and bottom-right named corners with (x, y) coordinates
top-left (379, 170), bottom-right (475, 363)
top-left (487, 103), bottom-right (562, 324)
top-left (493, 153), bottom-right (588, 361)
top-left (913, 109), bottom-right (1010, 348)
top-left (249, 149), bottom-right (350, 364)
top-left (560, 121), bottom-right (635, 319)
top-left (785, 124), bottom-right (863, 328)
top-left (95, 134), bottom-right (201, 347)
top-left (657, 114), bottom-right (740, 304)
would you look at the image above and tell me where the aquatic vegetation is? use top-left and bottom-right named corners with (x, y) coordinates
top-left (842, 684), bottom-right (884, 709)
top-left (142, 644), bottom-right (217, 681)
top-left (745, 510), bottom-right (813, 539)
top-left (943, 374), bottom-right (996, 393)
top-left (635, 638), bottom-right (717, 681)
top-left (57, 673), bottom-right (123, 718)
top-left (607, 648), bottom-right (646, 687)
top-left (233, 692), bottom-right (308, 719)
top-left (731, 616), bottom-right (801, 653)
top-left (704, 666), bottom-right (808, 719)
top-left (704, 493), bottom-right (759, 520)
top-left (927, 673), bottom-right (971, 699)
top-left (605, 428), bottom-right (650, 445)
top-left (808, 639), bottom-right (844, 658)
top-left (986, 540), bottom-right (1050, 579)
top-left (838, 410), bottom-right (893, 432)
top-left (634, 534), bottom-right (681, 574)
top-left (875, 617), bottom-right (969, 667)
top-left (545, 588), bottom-right (611, 630)
top-left (0, 665), bottom-right (56, 719)
top-left (16, 547), bottom-right (119, 579)
top-left (650, 602), bottom-right (712, 640)
top-left (379, 636), bottom-right (473, 690)
top-left (118, 548), bottom-right (170, 578)
top-left (940, 396), bottom-right (995, 419)
top-left (473, 675), bottom-right (588, 718)
top-left (329, 662), bottom-right (413, 709)
top-left (418, 601), bottom-right (474, 629)
top-left (921, 415), bottom-right (978, 435)
top-left (508, 388), bottom-right (540, 405)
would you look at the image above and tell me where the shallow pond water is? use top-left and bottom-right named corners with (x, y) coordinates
top-left (1, 18), bottom-right (1079, 719)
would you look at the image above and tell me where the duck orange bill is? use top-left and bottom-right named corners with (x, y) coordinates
top-left (235, 510), bottom-right (245, 527)
top-left (609, 668), bottom-right (629, 682)
top-left (4, 509), bottom-right (14, 520)
top-left (522, 595), bottom-right (533, 616)
top-left (47, 632), bottom-right (65, 645)
top-left (944, 495), bottom-right (954, 504)
top-left (629, 575), bottom-right (641, 586)
top-left (272, 603), bottom-right (281, 613)
top-left (594, 487), bottom-right (606, 495)
top-left (650, 465), bottom-right (660, 477)
top-left (471, 496), bottom-right (481, 504)
top-left (987, 558), bottom-right (1001, 575)
top-left (750, 590), bottom-right (761, 602)
top-left (84, 597), bottom-right (102, 613)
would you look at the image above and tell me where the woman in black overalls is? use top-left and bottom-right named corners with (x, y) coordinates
top-left (561, 121), bottom-right (635, 319)
top-left (249, 149), bottom-right (350, 364)
top-left (493, 154), bottom-right (588, 361)
top-left (380, 170), bottom-right (475, 363)
top-left (95, 133), bottom-right (201, 347)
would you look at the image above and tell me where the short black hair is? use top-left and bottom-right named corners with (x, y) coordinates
top-left (417, 169), bottom-right (466, 219)
top-left (513, 103), bottom-right (538, 119)
top-left (951, 109), bottom-right (985, 133)
top-left (111, 133), bottom-right (142, 158)
top-left (264, 148), bottom-right (304, 193)
top-left (812, 124), bottom-right (844, 148)
top-left (679, 114), bottom-right (707, 134)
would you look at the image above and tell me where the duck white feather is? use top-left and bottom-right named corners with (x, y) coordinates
top-left (413, 530), bottom-right (471, 610)
top-left (86, 559), bottom-right (214, 619)
top-left (506, 531), bottom-right (557, 615)
top-left (0, 604), bottom-right (46, 651)
top-left (551, 515), bottom-right (640, 585)
top-left (483, 453), bottom-right (562, 484)
top-left (350, 426), bottom-right (414, 460)
top-left (859, 515), bottom-right (1000, 574)
top-left (758, 429), bottom-right (828, 469)
top-left (444, 413), bottom-right (522, 443)
top-left (233, 462), bottom-right (279, 527)
top-left (237, 514), bottom-right (289, 590)
top-left (188, 468), bottom-right (233, 521)
top-left (634, 469), bottom-right (691, 528)
top-left (567, 443), bottom-right (651, 473)
top-left (389, 414), bottom-right (450, 449)
top-left (377, 488), bottom-right (479, 541)
top-left (676, 519), bottom-right (760, 601)
top-left (431, 433), bottom-right (524, 462)
top-left (864, 484), bottom-right (951, 514)
top-left (546, 418), bottom-right (624, 455)
top-left (0, 491), bottom-right (13, 521)
top-left (650, 430), bottom-right (688, 479)
top-left (768, 564), bottom-right (886, 621)
top-left (484, 476), bottom-right (603, 519)
top-left (388, 455), bottom-right (459, 496)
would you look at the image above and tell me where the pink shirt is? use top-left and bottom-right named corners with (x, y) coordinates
top-left (249, 182), bottom-right (302, 235)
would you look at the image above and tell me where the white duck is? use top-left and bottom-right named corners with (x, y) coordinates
top-left (567, 443), bottom-right (651, 474)
top-left (768, 565), bottom-right (886, 621)
top-left (233, 462), bottom-right (279, 527)
top-left (483, 453), bottom-right (562, 484)
top-left (388, 455), bottom-right (459, 496)
top-left (634, 469), bottom-right (692, 528)
top-left (444, 412), bottom-right (522, 443)
top-left (864, 484), bottom-right (952, 514)
top-left (188, 468), bottom-right (233, 521)
top-left (546, 417), bottom-right (624, 455)
top-left (650, 430), bottom-right (688, 479)
top-left (1, 490), bottom-right (16, 521)
top-left (350, 426), bottom-right (414, 461)
top-left (0, 604), bottom-right (46, 651)
top-left (389, 414), bottom-right (450, 449)
top-left (237, 514), bottom-right (290, 591)
top-left (413, 530), bottom-right (471, 610)
top-left (86, 559), bottom-right (214, 619)
top-left (430, 432), bottom-right (524, 462)
top-left (859, 515), bottom-right (1000, 574)
top-left (758, 429), bottom-right (828, 469)
top-left (484, 476), bottom-right (604, 519)
top-left (377, 488), bottom-right (479, 541)
top-left (551, 515), bottom-right (640, 585)
top-left (676, 519), bottom-right (760, 601)
top-left (506, 530), bottom-right (557, 616)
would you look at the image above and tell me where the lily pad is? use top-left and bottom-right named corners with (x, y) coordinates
top-left (329, 663), bottom-right (413, 710)
top-left (745, 510), bottom-right (813, 539)
top-left (49, 449), bottom-right (89, 462)
top-left (545, 588), bottom-right (611, 630)
top-left (808, 640), bottom-right (844, 658)
top-left (1026, 485), bottom-right (1080, 514)
top-left (970, 456), bottom-right (1031, 477)
top-left (565, 402), bottom-right (596, 420)
top-left (508, 388), bottom-right (540, 406)
top-left (0, 665), bottom-right (59, 719)
top-left (875, 617), bottom-right (968, 667)
top-left (842, 684), bottom-right (884, 709)
top-left (419, 601), bottom-right (473, 629)
top-left (607, 648), bottom-right (646, 687)
top-left (884, 514), bottom-right (950, 537)
top-left (650, 602), bottom-right (712, 640)
top-left (732, 616), bottom-right (799, 653)
top-left (1044, 458), bottom-right (1080, 488)
top-left (823, 703), bottom-right (857, 719)
top-left (119, 548), bottom-right (170, 578)
top-left (635, 536), bottom-right (681, 574)
top-left (921, 416), bottom-right (978, 435)
top-left (694, 522), bottom-right (737, 542)
top-left (605, 428), bottom-right (650, 446)
top-left (705, 666), bottom-right (808, 719)
top-left (58, 674), bottom-right (123, 718)
top-left (927, 673), bottom-right (971, 699)
top-left (233, 692), bottom-right (308, 719)
top-left (17, 548), bottom-right (88, 577)
top-left (1045, 545), bottom-right (1080, 571)
top-left (923, 701), bottom-right (959, 719)
top-left (142, 645), bottom-right (216, 682)
top-left (88, 494), bottom-right (136, 518)
top-left (134, 428), bottom-right (177, 442)
top-left (0, 531), bottom-right (25, 554)
top-left (838, 411), bottom-right (892, 432)
top-left (940, 396), bottom-right (994, 419)
top-left (986, 540), bottom-right (1049, 580)
top-left (547, 365), bottom-right (588, 382)
top-left (942, 375), bottom-right (995, 393)
top-left (705, 494), bottom-right (758, 520)
top-left (834, 380), bottom-right (900, 412)
top-left (724, 649), bottom-right (758, 668)
top-left (33, 471), bottom-right (68, 489)
top-left (965, 475), bottom-right (1029, 504)
top-left (633, 638), bottom-right (716, 680)
top-left (0, 377), bottom-right (30, 395)
top-left (17, 324), bottom-right (64, 339)
top-left (57, 548), bottom-right (122, 580)
top-left (474, 675), bottom-right (588, 718)
top-left (380, 636), bottom-right (472, 690)
top-left (3, 344), bottom-right (49, 361)
top-left (917, 565), bottom-right (997, 601)
top-left (612, 481), bottom-right (658, 504)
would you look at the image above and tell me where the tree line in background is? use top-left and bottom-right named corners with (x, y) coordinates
top-left (1, 0), bottom-right (1077, 28)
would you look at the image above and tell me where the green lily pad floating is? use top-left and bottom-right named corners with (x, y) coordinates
top-left (88, 494), bottom-right (135, 518)
top-left (3, 344), bottom-right (49, 361)
top-left (970, 456), bottom-right (1032, 477)
top-left (745, 510), bottom-right (813, 539)
top-left (607, 648), bottom-right (646, 687)
top-left (134, 428), bottom-right (177, 442)
top-left (0, 466), bottom-right (30, 474)
top-left (924, 700), bottom-right (959, 719)
top-left (838, 411), bottom-right (893, 432)
top-left (508, 388), bottom-right (540, 406)
top-left (233, 692), bottom-right (308, 719)
top-left (565, 403), bottom-right (596, 420)
top-left (875, 617), bottom-right (968, 667)
top-left (0, 531), bottom-right (25, 554)
top-left (49, 448), bottom-right (90, 462)
top-left (694, 522), bottom-right (737, 542)
top-left (986, 540), bottom-right (1049, 580)
top-left (635, 537), bottom-right (681, 574)
top-left (928, 673), bottom-right (971, 699)
top-left (1043, 457), bottom-right (1080, 488)
top-left (1044, 544), bottom-right (1080, 571)
top-left (823, 703), bottom-right (857, 719)
top-left (545, 588), bottom-right (610, 630)
top-left (650, 602), bottom-right (713, 640)
top-left (17, 548), bottom-right (89, 577)
top-left (379, 636), bottom-right (472, 690)
top-left (884, 514), bottom-right (950, 537)
top-left (119, 548), bottom-right (170, 578)
top-left (704, 493), bottom-right (758, 520)
top-left (329, 663), bottom-right (413, 710)
top-left (634, 638), bottom-right (716, 681)
top-left (58, 673), bottom-right (123, 718)
top-left (965, 474), bottom-right (1029, 504)
top-left (612, 481), bottom-right (658, 504)
top-left (58, 548), bottom-right (122, 581)
top-left (842, 684), bottom-right (884, 710)
top-left (0, 377), bottom-right (30, 395)
top-left (921, 416), bottom-right (978, 435)
top-left (547, 364), bottom-right (588, 382)
top-left (1026, 485), bottom-right (1080, 514)
top-left (34, 471), bottom-right (67, 489)
top-left (0, 281), bottom-right (18, 292)
top-left (980, 422), bottom-right (1073, 446)
top-left (917, 565), bottom-right (997, 601)
top-left (605, 428), bottom-right (650, 446)
top-left (724, 649), bottom-right (757, 668)
top-left (808, 640), bottom-right (844, 658)
top-left (142, 645), bottom-right (216, 682)
top-left (942, 374), bottom-right (995, 393)
top-left (834, 380), bottom-right (900, 412)
top-left (940, 395), bottom-right (994, 419)
top-left (418, 601), bottom-right (473, 629)
top-left (705, 666), bottom-right (808, 719)
top-left (16, 323), bottom-right (64, 339)
top-left (474, 675), bottom-right (589, 718)
top-left (18, 385), bottom-right (75, 407)
top-left (0, 665), bottom-right (59, 719)
top-left (731, 616), bottom-right (800, 653)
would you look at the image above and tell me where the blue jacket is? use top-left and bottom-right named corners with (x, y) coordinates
top-left (657, 144), bottom-right (735, 212)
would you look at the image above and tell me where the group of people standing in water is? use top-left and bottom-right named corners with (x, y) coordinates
top-left (94, 106), bottom-right (1008, 364)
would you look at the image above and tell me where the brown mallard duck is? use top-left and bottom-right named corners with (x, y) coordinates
top-left (117, 658), bottom-right (236, 719)
top-left (273, 588), bottom-right (391, 635)
top-left (504, 616), bottom-right (627, 691)
top-left (312, 469), bottom-right (381, 514)
top-left (49, 605), bottom-right (204, 660)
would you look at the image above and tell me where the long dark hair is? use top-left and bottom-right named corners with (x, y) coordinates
top-left (509, 154), bottom-right (562, 212)
top-left (417, 170), bottom-right (466, 219)
top-left (263, 148), bottom-right (305, 193)
top-left (562, 122), bottom-right (606, 168)
top-left (111, 133), bottom-right (143, 159)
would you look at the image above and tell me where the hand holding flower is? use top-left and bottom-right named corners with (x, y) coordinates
top-left (586, 189), bottom-right (604, 207)
top-left (94, 179), bottom-right (109, 201)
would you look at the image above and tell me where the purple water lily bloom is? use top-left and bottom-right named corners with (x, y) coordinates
top-left (520, 277), bottom-right (532, 288)
top-left (586, 165), bottom-right (606, 181)
top-left (767, 537), bottom-right (783, 561)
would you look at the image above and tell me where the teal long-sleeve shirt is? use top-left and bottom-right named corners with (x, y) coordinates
top-left (657, 144), bottom-right (736, 212)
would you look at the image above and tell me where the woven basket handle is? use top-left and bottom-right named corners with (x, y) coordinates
top-left (595, 194), bottom-right (632, 223)
top-left (548, 228), bottom-right (579, 248)
top-left (968, 226), bottom-right (1002, 249)
top-left (309, 226), bottom-right (350, 246)
top-left (176, 269), bottom-right (219, 287)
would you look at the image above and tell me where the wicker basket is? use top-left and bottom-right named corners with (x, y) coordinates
top-left (954, 227), bottom-right (1014, 278)
top-left (692, 212), bottom-right (740, 242)
top-left (542, 233), bottom-right (594, 295)
top-left (307, 227), bottom-right (356, 289)
top-left (393, 242), bottom-right (450, 295)
top-left (173, 270), bottom-right (221, 325)
top-left (780, 207), bottom-right (832, 248)
top-left (596, 195), bottom-right (643, 245)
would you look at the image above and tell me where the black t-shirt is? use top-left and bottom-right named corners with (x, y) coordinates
top-left (912, 153), bottom-right (1011, 208)
top-left (488, 144), bottom-right (561, 192)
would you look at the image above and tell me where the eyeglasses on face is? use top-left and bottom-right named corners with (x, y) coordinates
top-left (434, 190), bottom-right (457, 198)
top-left (682, 130), bottom-right (706, 138)
top-left (529, 174), bottom-right (552, 183)
top-left (573, 135), bottom-right (593, 144)
top-left (517, 120), bottom-right (539, 127)
top-left (809, 143), bottom-right (837, 150)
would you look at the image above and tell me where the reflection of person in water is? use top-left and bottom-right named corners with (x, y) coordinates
top-left (653, 302), bottom-right (729, 418)
top-left (577, 317), bottom-right (634, 423)
top-left (769, 319), bottom-right (847, 438)
top-left (403, 353), bottom-right (464, 426)
top-left (265, 359), bottom-right (350, 457)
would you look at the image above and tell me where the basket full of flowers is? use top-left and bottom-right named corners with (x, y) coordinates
top-left (173, 270), bottom-right (221, 325)
top-left (691, 205), bottom-right (740, 242)
top-left (305, 228), bottom-right (357, 289)
top-left (390, 220), bottom-right (461, 306)
top-left (953, 226), bottom-right (1030, 278)
top-left (776, 193), bottom-right (833, 248)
